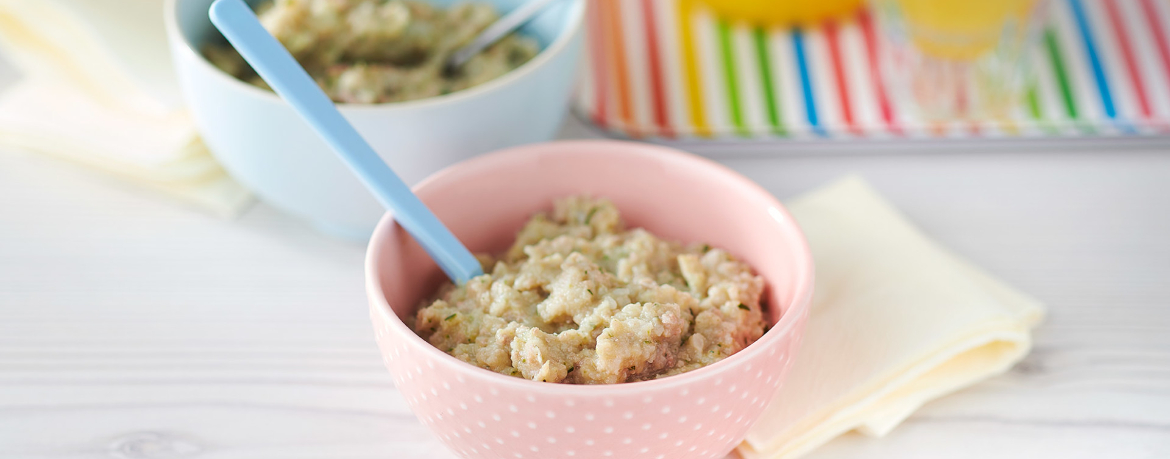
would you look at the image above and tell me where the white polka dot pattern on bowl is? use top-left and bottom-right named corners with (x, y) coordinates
top-left (370, 299), bottom-right (810, 459)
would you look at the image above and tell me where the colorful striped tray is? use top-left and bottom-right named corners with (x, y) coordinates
top-left (575, 0), bottom-right (1170, 140)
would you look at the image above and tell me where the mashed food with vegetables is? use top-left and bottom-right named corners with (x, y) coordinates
top-left (204, 0), bottom-right (540, 103)
top-left (414, 196), bottom-right (768, 384)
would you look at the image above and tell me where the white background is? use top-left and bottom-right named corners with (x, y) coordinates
top-left (2, 115), bottom-right (1170, 458)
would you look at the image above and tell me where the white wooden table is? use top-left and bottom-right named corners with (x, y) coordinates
top-left (2, 118), bottom-right (1170, 458)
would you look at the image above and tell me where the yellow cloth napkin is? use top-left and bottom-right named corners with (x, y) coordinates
top-left (0, 0), bottom-right (252, 217)
top-left (739, 177), bottom-right (1045, 459)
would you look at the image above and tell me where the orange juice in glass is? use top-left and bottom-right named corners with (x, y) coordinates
top-left (875, 0), bottom-right (1048, 120)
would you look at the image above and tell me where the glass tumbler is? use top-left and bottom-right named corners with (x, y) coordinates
top-left (874, 0), bottom-right (1049, 121)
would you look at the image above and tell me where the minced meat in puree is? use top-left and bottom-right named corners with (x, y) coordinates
top-left (414, 196), bottom-right (767, 384)
top-left (203, 0), bottom-right (540, 103)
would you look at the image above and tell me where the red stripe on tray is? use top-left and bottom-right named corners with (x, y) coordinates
top-left (1105, 0), bottom-right (1153, 119)
top-left (956, 70), bottom-right (983, 135)
top-left (823, 20), bottom-right (860, 135)
top-left (1140, 0), bottom-right (1170, 103)
top-left (858, 9), bottom-right (899, 135)
top-left (640, 0), bottom-right (673, 137)
top-left (586, 1), bottom-right (609, 127)
top-left (956, 84), bottom-right (979, 135)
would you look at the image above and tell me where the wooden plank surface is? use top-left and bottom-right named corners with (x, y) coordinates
top-left (2, 119), bottom-right (1169, 458)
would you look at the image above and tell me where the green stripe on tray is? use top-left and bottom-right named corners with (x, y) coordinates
top-left (753, 27), bottom-right (785, 135)
top-left (1025, 82), bottom-right (1060, 134)
top-left (1026, 83), bottom-right (1043, 120)
top-left (717, 20), bottom-right (748, 136)
top-left (1044, 27), bottom-right (1079, 120)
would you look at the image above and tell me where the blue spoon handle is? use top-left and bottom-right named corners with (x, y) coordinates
top-left (209, 0), bottom-right (482, 284)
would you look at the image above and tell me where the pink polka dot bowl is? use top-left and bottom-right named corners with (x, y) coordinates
top-left (366, 140), bottom-right (814, 459)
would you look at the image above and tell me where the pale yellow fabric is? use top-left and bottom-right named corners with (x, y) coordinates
top-left (0, 0), bottom-right (252, 217)
top-left (739, 177), bottom-right (1045, 459)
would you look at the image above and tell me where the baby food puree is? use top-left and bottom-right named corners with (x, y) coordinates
top-left (414, 196), bottom-right (768, 384)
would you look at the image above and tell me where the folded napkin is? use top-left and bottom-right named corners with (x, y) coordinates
top-left (739, 177), bottom-right (1045, 459)
top-left (0, 0), bottom-right (252, 216)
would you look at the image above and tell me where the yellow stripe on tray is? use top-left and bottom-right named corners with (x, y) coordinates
top-left (676, 0), bottom-right (712, 137)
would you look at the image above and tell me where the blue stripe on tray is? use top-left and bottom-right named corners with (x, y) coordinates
top-left (1069, 0), bottom-right (1118, 120)
top-left (791, 28), bottom-right (824, 136)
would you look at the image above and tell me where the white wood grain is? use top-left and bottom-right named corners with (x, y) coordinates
top-left (2, 118), bottom-right (1170, 458)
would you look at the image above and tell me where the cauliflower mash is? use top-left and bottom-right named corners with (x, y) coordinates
top-left (414, 196), bottom-right (768, 384)
top-left (203, 0), bottom-right (540, 103)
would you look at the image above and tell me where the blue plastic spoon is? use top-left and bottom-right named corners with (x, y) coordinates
top-left (208, 0), bottom-right (483, 284)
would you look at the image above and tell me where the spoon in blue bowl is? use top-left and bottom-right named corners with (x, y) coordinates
top-left (208, 0), bottom-right (483, 284)
top-left (444, 0), bottom-right (563, 74)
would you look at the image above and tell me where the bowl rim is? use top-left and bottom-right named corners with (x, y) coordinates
top-left (162, 0), bottom-right (586, 112)
top-left (365, 139), bottom-right (816, 394)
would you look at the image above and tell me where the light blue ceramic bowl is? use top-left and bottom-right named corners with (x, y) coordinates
top-left (165, 0), bottom-right (584, 240)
